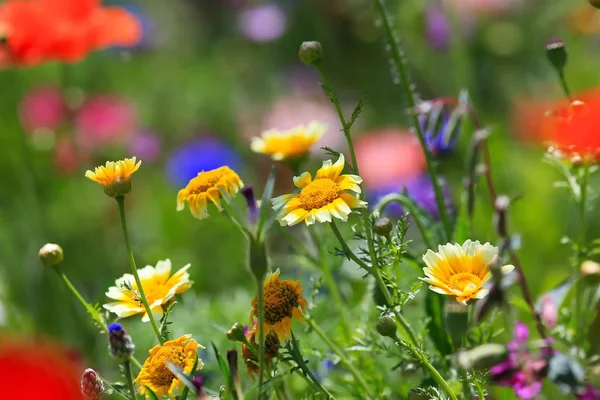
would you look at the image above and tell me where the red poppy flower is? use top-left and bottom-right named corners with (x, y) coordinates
top-left (0, 338), bottom-right (83, 399)
top-left (0, 0), bottom-right (141, 67)
top-left (514, 87), bottom-right (600, 162)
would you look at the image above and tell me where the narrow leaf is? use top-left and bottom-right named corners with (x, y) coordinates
top-left (425, 291), bottom-right (453, 356)
top-left (256, 167), bottom-right (276, 240)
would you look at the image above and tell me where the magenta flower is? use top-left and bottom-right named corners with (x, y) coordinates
top-left (75, 95), bottom-right (136, 149)
top-left (19, 86), bottom-right (65, 132)
top-left (490, 322), bottom-right (547, 399)
top-left (577, 385), bottom-right (600, 400)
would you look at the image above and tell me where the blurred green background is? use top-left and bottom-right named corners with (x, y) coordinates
top-left (1, 0), bottom-right (599, 397)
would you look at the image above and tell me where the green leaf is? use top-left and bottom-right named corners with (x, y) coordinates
top-left (256, 167), bottom-right (276, 240)
top-left (144, 386), bottom-right (160, 400)
top-left (211, 341), bottom-right (232, 388)
top-left (347, 98), bottom-right (365, 129)
top-left (425, 291), bottom-right (453, 356)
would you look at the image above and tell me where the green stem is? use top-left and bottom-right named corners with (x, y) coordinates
top-left (256, 276), bottom-right (266, 398)
top-left (396, 338), bottom-right (458, 400)
top-left (306, 318), bottom-right (373, 398)
top-left (558, 70), bottom-right (572, 100)
top-left (124, 360), bottom-right (137, 400)
top-left (329, 222), bottom-right (417, 346)
top-left (287, 335), bottom-right (334, 399)
top-left (116, 196), bottom-right (164, 345)
top-left (371, 0), bottom-right (452, 240)
top-left (473, 375), bottom-right (485, 400)
top-left (575, 163), bottom-right (590, 339)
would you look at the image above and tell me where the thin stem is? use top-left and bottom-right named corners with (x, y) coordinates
top-left (124, 360), bottom-right (137, 400)
top-left (256, 276), bottom-right (266, 398)
top-left (575, 163), bottom-right (590, 339)
top-left (54, 268), bottom-right (106, 330)
top-left (306, 318), bottom-right (373, 398)
top-left (395, 338), bottom-right (458, 400)
top-left (116, 196), bottom-right (164, 345)
top-left (371, 0), bottom-right (452, 240)
top-left (558, 70), bottom-right (572, 100)
top-left (287, 334), bottom-right (334, 399)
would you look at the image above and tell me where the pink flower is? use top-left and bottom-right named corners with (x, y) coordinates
top-left (577, 385), bottom-right (600, 400)
top-left (540, 295), bottom-right (558, 329)
top-left (129, 130), bottom-right (161, 162)
top-left (19, 86), bottom-right (65, 132)
top-left (238, 4), bottom-right (287, 42)
top-left (75, 96), bottom-right (136, 149)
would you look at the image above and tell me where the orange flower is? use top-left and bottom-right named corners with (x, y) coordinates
top-left (241, 325), bottom-right (280, 379)
top-left (0, 0), bottom-right (141, 67)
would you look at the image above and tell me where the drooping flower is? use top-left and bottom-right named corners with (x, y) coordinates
top-left (421, 240), bottom-right (515, 305)
top-left (241, 324), bottom-right (280, 379)
top-left (85, 157), bottom-right (141, 197)
top-left (0, 338), bottom-right (82, 399)
top-left (251, 121), bottom-right (326, 161)
top-left (176, 166), bottom-right (244, 220)
top-left (81, 368), bottom-right (105, 400)
top-left (490, 322), bottom-right (548, 399)
top-left (271, 154), bottom-right (366, 226)
top-left (135, 335), bottom-right (204, 399)
top-left (0, 0), bottom-right (141, 67)
top-left (166, 137), bottom-right (241, 188)
top-left (249, 270), bottom-right (307, 340)
top-left (104, 259), bottom-right (193, 322)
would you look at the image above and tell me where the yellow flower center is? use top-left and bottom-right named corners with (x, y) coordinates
top-left (297, 179), bottom-right (339, 210)
top-left (188, 168), bottom-right (230, 194)
top-left (146, 346), bottom-right (186, 387)
top-left (448, 272), bottom-right (481, 292)
top-left (259, 281), bottom-right (300, 324)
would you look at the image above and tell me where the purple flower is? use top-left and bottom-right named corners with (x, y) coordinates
top-left (166, 137), bottom-right (241, 188)
top-left (129, 130), bottom-right (161, 162)
top-left (421, 111), bottom-right (457, 155)
top-left (577, 385), bottom-right (600, 400)
top-left (238, 4), bottom-right (287, 42)
top-left (490, 322), bottom-right (547, 399)
top-left (426, 3), bottom-right (450, 50)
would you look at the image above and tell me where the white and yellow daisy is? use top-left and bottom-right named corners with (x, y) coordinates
top-left (251, 122), bottom-right (326, 161)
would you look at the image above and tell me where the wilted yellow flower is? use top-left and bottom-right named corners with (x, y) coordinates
top-left (241, 324), bottom-right (280, 379)
top-left (104, 259), bottom-right (193, 322)
top-left (250, 270), bottom-right (307, 340)
top-left (135, 335), bottom-right (204, 399)
top-left (271, 154), bottom-right (366, 226)
top-left (85, 157), bottom-right (141, 197)
top-left (176, 166), bottom-right (244, 219)
top-left (251, 122), bottom-right (326, 160)
top-left (420, 240), bottom-right (514, 305)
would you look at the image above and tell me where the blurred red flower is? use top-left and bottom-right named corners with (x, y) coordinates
top-left (514, 87), bottom-right (600, 161)
top-left (0, 338), bottom-right (83, 399)
top-left (0, 0), bottom-right (141, 67)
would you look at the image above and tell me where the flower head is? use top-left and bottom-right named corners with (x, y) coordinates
top-left (241, 324), bottom-right (280, 379)
top-left (104, 259), bottom-right (193, 322)
top-left (0, 0), bottom-right (141, 67)
top-left (135, 335), bottom-right (204, 399)
top-left (85, 157), bottom-right (141, 197)
top-left (249, 270), bottom-right (307, 340)
top-left (421, 240), bottom-right (515, 305)
top-left (108, 323), bottom-right (135, 360)
top-left (271, 154), bottom-right (366, 226)
top-left (81, 368), bottom-right (105, 400)
top-left (251, 121), bottom-right (326, 161)
top-left (176, 166), bottom-right (244, 219)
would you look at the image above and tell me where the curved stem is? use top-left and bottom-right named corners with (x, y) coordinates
top-left (371, 0), bottom-right (452, 240)
top-left (306, 318), bottom-right (373, 399)
top-left (256, 276), bottom-right (266, 398)
top-left (124, 360), bottom-right (137, 400)
top-left (116, 196), bottom-right (164, 345)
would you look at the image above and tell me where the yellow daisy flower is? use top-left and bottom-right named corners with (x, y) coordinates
top-left (250, 270), bottom-right (307, 340)
top-left (271, 154), bottom-right (366, 226)
top-left (420, 240), bottom-right (515, 305)
top-left (85, 157), bottom-right (141, 197)
top-left (104, 259), bottom-right (193, 322)
top-left (176, 166), bottom-right (244, 219)
top-left (135, 335), bottom-right (204, 399)
top-left (241, 324), bottom-right (280, 379)
top-left (251, 121), bottom-right (326, 160)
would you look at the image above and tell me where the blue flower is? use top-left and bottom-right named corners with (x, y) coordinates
top-left (107, 323), bottom-right (135, 360)
top-left (421, 112), bottom-right (458, 155)
top-left (166, 137), bottom-right (241, 188)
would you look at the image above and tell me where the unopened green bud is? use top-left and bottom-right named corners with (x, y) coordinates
top-left (227, 323), bottom-right (246, 343)
top-left (298, 41), bottom-right (323, 65)
top-left (456, 343), bottom-right (508, 371)
top-left (248, 237), bottom-right (268, 281)
top-left (376, 315), bottom-right (397, 338)
top-left (373, 217), bottom-right (393, 237)
top-left (39, 243), bottom-right (64, 268)
top-left (546, 39), bottom-right (567, 72)
top-left (444, 301), bottom-right (469, 346)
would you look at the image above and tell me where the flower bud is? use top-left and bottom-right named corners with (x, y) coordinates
top-left (376, 315), bottom-right (397, 338)
top-left (241, 186), bottom-right (259, 225)
top-left (444, 301), bottom-right (469, 346)
top-left (226, 323), bottom-right (247, 343)
top-left (247, 237), bottom-right (268, 281)
top-left (39, 243), bottom-right (64, 268)
top-left (107, 323), bottom-right (135, 361)
top-left (456, 343), bottom-right (508, 371)
top-left (581, 260), bottom-right (600, 276)
top-left (81, 368), bottom-right (105, 400)
top-left (373, 217), bottom-right (393, 237)
top-left (589, 0), bottom-right (600, 10)
top-left (540, 295), bottom-right (557, 329)
top-left (546, 39), bottom-right (567, 72)
top-left (298, 41), bottom-right (323, 65)
top-left (227, 350), bottom-right (239, 381)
